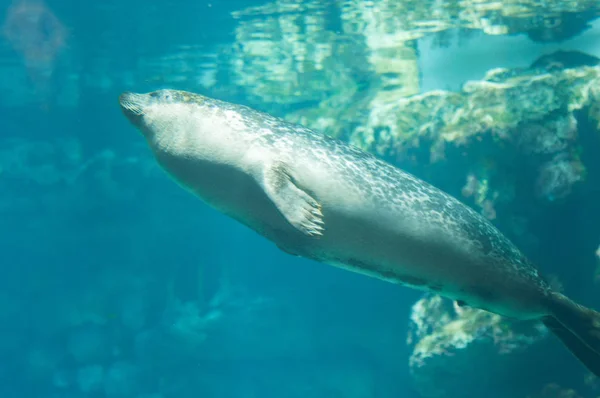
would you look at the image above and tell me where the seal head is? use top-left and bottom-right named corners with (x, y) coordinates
top-left (119, 90), bottom-right (196, 133)
top-left (119, 91), bottom-right (149, 126)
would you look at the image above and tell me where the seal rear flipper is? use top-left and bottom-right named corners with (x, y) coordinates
top-left (543, 292), bottom-right (600, 377)
top-left (543, 316), bottom-right (600, 376)
top-left (261, 161), bottom-right (324, 237)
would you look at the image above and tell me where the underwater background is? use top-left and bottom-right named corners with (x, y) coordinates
top-left (1, 0), bottom-right (600, 397)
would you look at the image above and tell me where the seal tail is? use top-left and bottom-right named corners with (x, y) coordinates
top-left (543, 292), bottom-right (600, 377)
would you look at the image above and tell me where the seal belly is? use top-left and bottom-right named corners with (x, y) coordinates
top-left (154, 151), bottom-right (295, 238)
top-left (322, 237), bottom-right (548, 320)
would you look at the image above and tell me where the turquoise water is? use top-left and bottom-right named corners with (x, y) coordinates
top-left (1, 1), bottom-right (600, 397)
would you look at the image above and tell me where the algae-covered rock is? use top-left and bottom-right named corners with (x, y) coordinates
top-left (346, 63), bottom-right (600, 159)
top-left (407, 295), bottom-right (571, 398)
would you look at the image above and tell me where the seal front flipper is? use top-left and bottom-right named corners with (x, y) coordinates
top-left (261, 161), bottom-right (324, 237)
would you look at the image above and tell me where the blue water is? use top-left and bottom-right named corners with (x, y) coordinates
top-left (1, 1), bottom-right (600, 397)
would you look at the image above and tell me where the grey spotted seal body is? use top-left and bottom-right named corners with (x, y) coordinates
top-left (120, 89), bottom-right (600, 375)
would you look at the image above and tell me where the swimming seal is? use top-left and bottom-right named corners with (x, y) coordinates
top-left (119, 89), bottom-right (600, 376)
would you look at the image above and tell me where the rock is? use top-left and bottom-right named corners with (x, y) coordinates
top-left (407, 295), bottom-right (577, 398)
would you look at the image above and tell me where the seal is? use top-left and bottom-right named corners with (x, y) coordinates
top-left (120, 89), bottom-right (600, 375)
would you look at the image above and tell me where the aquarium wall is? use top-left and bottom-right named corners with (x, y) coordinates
top-left (1, 0), bottom-right (600, 397)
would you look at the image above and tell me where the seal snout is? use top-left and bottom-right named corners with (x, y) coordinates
top-left (119, 92), bottom-right (145, 114)
top-left (119, 92), bottom-right (147, 126)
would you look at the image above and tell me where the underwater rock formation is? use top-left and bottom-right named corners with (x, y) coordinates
top-left (407, 295), bottom-right (585, 398)
top-left (322, 62), bottom-right (599, 161)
